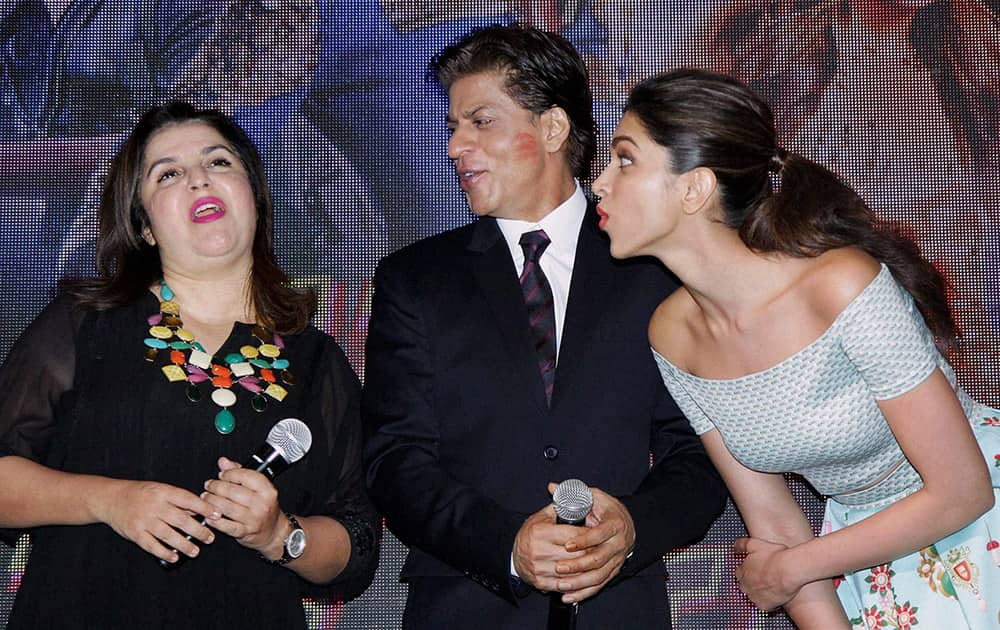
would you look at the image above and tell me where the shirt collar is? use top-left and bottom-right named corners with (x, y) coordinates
top-left (496, 183), bottom-right (586, 261)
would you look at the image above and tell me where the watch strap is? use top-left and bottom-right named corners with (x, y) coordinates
top-left (258, 512), bottom-right (302, 566)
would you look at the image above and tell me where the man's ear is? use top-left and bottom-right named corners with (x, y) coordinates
top-left (680, 167), bottom-right (718, 215)
top-left (540, 106), bottom-right (571, 154)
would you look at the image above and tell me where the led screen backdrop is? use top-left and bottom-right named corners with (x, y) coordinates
top-left (1, 0), bottom-right (997, 627)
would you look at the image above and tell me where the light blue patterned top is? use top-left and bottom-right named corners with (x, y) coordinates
top-left (655, 264), bottom-right (977, 510)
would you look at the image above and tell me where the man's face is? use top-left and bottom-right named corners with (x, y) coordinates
top-left (446, 71), bottom-right (551, 221)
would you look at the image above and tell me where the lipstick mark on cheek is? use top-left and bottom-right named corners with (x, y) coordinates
top-left (512, 133), bottom-right (538, 161)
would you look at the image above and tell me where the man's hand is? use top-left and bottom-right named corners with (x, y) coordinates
top-left (552, 485), bottom-right (636, 603)
top-left (512, 501), bottom-right (585, 592)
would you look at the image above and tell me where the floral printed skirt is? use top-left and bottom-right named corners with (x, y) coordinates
top-left (830, 405), bottom-right (1000, 629)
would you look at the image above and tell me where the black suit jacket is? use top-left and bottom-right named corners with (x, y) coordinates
top-left (363, 205), bottom-right (726, 628)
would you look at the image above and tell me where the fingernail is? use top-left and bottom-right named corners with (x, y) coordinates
top-left (565, 543), bottom-right (577, 552)
top-left (212, 511), bottom-right (221, 519)
top-left (555, 564), bottom-right (567, 574)
top-left (203, 480), bottom-right (211, 490)
top-left (206, 533), bottom-right (215, 543)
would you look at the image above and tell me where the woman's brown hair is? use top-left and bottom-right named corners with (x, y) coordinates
top-left (63, 101), bottom-right (315, 334)
top-left (625, 68), bottom-right (956, 345)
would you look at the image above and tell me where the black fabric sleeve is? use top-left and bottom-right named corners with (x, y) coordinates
top-left (614, 383), bottom-right (728, 578)
top-left (298, 336), bottom-right (379, 600)
top-left (0, 296), bottom-right (83, 546)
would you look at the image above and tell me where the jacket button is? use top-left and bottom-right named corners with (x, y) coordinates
top-left (543, 445), bottom-right (558, 460)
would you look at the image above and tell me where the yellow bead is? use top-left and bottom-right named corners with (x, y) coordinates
top-left (259, 344), bottom-right (280, 358)
top-left (160, 301), bottom-right (180, 315)
top-left (264, 383), bottom-right (288, 401)
top-left (161, 364), bottom-right (187, 382)
top-left (176, 329), bottom-right (195, 342)
top-left (240, 345), bottom-right (259, 358)
top-left (149, 325), bottom-right (173, 339)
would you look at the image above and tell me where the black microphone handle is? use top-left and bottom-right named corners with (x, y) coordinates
top-left (547, 514), bottom-right (587, 630)
top-left (159, 444), bottom-right (288, 569)
top-left (555, 514), bottom-right (587, 527)
top-left (243, 442), bottom-right (291, 480)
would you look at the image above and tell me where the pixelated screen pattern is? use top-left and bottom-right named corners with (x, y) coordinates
top-left (1, 0), bottom-right (997, 628)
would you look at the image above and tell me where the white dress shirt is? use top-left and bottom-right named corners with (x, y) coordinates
top-left (495, 183), bottom-right (586, 362)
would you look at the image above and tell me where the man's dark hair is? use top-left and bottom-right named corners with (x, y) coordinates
top-left (431, 24), bottom-right (596, 179)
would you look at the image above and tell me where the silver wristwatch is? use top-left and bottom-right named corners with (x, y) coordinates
top-left (262, 513), bottom-right (306, 566)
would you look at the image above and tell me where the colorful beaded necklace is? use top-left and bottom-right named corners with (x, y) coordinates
top-left (143, 280), bottom-right (294, 434)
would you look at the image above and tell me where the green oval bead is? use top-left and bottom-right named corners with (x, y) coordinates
top-left (193, 341), bottom-right (206, 352)
top-left (250, 358), bottom-right (271, 369)
top-left (225, 353), bottom-right (244, 365)
top-left (251, 394), bottom-right (268, 412)
top-left (214, 409), bottom-right (235, 434)
top-left (169, 341), bottom-right (192, 350)
top-left (186, 383), bottom-right (203, 402)
top-left (144, 338), bottom-right (168, 349)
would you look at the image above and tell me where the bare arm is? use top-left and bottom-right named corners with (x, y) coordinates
top-left (699, 431), bottom-right (851, 628)
top-left (0, 455), bottom-right (217, 562)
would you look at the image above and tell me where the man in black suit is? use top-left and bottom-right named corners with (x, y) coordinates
top-left (362, 24), bottom-right (726, 629)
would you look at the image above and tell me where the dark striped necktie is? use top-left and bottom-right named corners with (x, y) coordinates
top-left (518, 229), bottom-right (557, 405)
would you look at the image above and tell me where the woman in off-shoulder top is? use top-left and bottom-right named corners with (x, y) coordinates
top-left (590, 68), bottom-right (1000, 629)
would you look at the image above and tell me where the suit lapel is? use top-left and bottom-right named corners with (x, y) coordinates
top-left (467, 218), bottom-right (551, 412)
top-left (553, 204), bottom-right (613, 407)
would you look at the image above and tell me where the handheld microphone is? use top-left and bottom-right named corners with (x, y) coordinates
top-left (548, 479), bottom-right (593, 630)
top-left (160, 418), bottom-right (313, 569)
top-left (242, 417), bottom-right (313, 479)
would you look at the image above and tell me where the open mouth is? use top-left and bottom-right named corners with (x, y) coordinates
top-left (190, 197), bottom-right (226, 223)
top-left (457, 170), bottom-right (484, 191)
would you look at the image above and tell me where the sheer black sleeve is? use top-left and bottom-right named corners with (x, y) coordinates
top-left (298, 334), bottom-right (380, 600)
top-left (0, 296), bottom-right (84, 545)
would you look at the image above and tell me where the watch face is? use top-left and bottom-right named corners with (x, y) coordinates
top-left (287, 528), bottom-right (306, 558)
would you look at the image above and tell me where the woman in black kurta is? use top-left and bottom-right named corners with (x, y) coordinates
top-left (0, 102), bottom-right (379, 628)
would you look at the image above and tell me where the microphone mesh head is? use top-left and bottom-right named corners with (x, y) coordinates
top-left (266, 418), bottom-right (313, 463)
top-left (552, 479), bottom-right (593, 522)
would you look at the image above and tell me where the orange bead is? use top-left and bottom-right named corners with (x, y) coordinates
top-left (260, 369), bottom-right (276, 383)
top-left (212, 375), bottom-right (233, 388)
top-left (170, 350), bottom-right (186, 365)
top-left (211, 364), bottom-right (231, 377)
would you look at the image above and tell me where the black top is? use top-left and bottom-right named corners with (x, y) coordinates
top-left (0, 293), bottom-right (379, 629)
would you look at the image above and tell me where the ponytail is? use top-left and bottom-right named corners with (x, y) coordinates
top-left (743, 150), bottom-right (956, 346)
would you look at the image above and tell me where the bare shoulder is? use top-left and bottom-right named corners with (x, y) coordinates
top-left (803, 248), bottom-right (883, 322)
top-left (648, 286), bottom-right (697, 360)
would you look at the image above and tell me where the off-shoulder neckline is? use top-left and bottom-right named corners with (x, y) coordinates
top-left (653, 263), bottom-right (892, 384)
